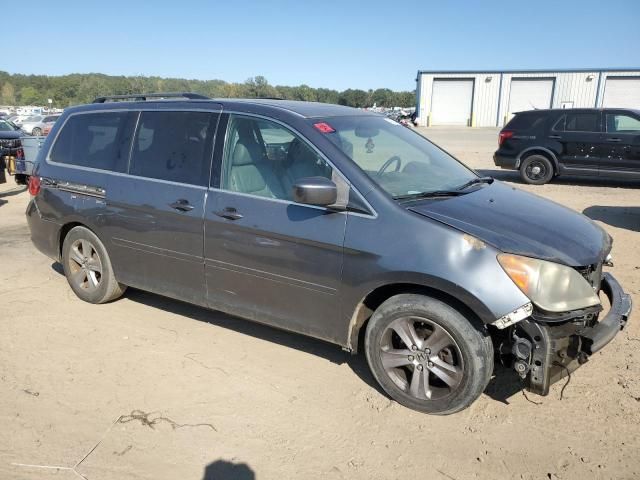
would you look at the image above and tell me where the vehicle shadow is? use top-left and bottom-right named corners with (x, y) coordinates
top-left (582, 205), bottom-right (640, 232)
top-left (477, 168), bottom-right (640, 189)
top-left (49, 262), bottom-right (386, 397)
top-left (202, 460), bottom-right (255, 480)
top-left (483, 363), bottom-right (524, 405)
top-left (0, 185), bottom-right (27, 198)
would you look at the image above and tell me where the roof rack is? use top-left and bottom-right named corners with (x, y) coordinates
top-left (92, 92), bottom-right (210, 103)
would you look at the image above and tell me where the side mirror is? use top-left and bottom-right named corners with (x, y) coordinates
top-left (292, 176), bottom-right (338, 207)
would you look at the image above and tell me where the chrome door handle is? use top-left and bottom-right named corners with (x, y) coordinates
top-left (549, 135), bottom-right (562, 139)
top-left (214, 207), bottom-right (243, 220)
top-left (606, 138), bottom-right (622, 142)
top-left (169, 199), bottom-right (194, 212)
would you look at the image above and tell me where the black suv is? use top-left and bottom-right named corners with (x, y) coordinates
top-left (26, 93), bottom-right (632, 414)
top-left (494, 108), bottom-right (640, 184)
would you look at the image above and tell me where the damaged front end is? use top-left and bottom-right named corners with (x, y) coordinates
top-left (498, 272), bottom-right (632, 395)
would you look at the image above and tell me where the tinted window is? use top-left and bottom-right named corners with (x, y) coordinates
top-left (50, 112), bottom-right (135, 172)
top-left (505, 113), bottom-right (545, 131)
top-left (129, 111), bottom-right (216, 186)
top-left (606, 114), bottom-right (640, 133)
top-left (564, 113), bottom-right (600, 132)
top-left (222, 115), bottom-right (332, 200)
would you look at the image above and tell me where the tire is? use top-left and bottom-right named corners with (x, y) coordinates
top-left (519, 154), bottom-right (554, 185)
top-left (62, 226), bottom-right (126, 304)
top-left (364, 294), bottom-right (493, 415)
top-left (31, 127), bottom-right (42, 136)
top-left (14, 174), bottom-right (28, 185)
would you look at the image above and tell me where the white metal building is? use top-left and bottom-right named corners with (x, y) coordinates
top-left (415, 68), bottom-right (640, 127)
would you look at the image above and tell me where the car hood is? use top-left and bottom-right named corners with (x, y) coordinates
top-left (0, 130), bottom-right (21, 140)
top-left (408, 181), bottom-right (610, 267)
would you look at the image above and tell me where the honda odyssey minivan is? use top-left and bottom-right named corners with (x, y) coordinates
top-left (26, 93), bottom-right (632, 414)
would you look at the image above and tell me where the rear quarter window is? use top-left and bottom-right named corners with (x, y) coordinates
top-left (49, 112), bottom-right (136, 172)
top-left (505, 113), bottom-right (546, 131)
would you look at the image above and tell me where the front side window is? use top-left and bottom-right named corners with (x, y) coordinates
top-left (129, 111), bottom-right (217, 186)
top-left (606, 114), bottom-right (640, 133)
top-left (221, 115), bottom-right (333, 200)
top-left (564, 113), bottom-right (600, 132)
top-left (316, 115), bottom-right (476, 198)
top-left (50, 112), bottom-right (136, 172)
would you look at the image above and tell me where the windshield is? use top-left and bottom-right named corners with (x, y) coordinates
top-left (0, 120), bottom-right (16, 132)
top-left (315, 115), bottom-right (476, 198)
top-left (25, 115), bottom-right (42, 122)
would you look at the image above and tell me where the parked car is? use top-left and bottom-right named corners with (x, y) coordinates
top-left (41, 114), bottom-right (63, 135)
top-left (11, 115), bottom-right (33, 126)
top-left (494, 108), bottom-right (640, 184)
top-left (0, 119), bottom-right (23, 184)
top-left (20, 114), bottom-right (59, 136)
top-left (26, 93), bottom-right (632, 415)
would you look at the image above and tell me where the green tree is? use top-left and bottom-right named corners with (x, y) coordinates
top-left (1, 82), bottom-right (16, 104)
top-left (339, 89), bottom-right (369, 108)
top-left (371, 88), bottom-right (394, 107)
top-left (19, 86), bottom-right (41, 105)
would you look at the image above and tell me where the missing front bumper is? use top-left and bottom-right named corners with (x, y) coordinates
top-left (506, 273), bottom-right (632, 396)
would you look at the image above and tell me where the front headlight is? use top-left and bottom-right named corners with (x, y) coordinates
top-left (497, 253), bottom-right (600, 312)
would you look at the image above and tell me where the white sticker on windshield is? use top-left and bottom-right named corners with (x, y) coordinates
top-left (384, 118), bottom-right (400, 125)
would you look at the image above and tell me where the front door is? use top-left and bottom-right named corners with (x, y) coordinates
top-left (105, 109), bottom-right (219, 305)
top-left (600, 110), bottom-right (640, 177)
top-left (551, 111), bottom-right (602, 175)
top-left (204, 114), bottom-right (347, 343)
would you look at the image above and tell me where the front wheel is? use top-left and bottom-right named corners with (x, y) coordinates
top-left (62, 226), bottom-right (126, 304)
top-left (31, 127), bottom-right (42, 136)
top-left (364, 294), bottom-right (493, 415)
top-left (519, 154), bottom-right (554, 185)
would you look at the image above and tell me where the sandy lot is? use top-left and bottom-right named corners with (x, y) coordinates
top-left (1, 127), bottom-right (639, 480)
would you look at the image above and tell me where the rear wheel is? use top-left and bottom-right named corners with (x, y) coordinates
top-left (520, 154), bottom-right (554, 185)
top-left (31, 127), bottom-right (42, 136)
top-left (364, 294), bottom-right (493, 415)
top-left (62, 226), bottom-right (126, 304)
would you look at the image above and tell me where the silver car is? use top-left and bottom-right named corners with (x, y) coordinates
top-left (21, 114), bottom-right (60, 136)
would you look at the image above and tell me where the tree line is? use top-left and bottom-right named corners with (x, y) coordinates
top-left (0, 72), bottom-right (415, 109)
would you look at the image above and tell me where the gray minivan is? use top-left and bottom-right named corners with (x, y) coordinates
top-left (26, 93), bottom-right (632, 414)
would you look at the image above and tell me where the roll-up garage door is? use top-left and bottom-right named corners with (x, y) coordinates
top-left (430, 79), bottom-right (474, 125)
top-left (507, 78), bottom-right (554, 116)
top-left (602, 78), bottom-right (640, 108)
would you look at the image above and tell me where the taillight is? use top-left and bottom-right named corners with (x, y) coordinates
top-left (498, 130), bottom-right (514, 146)
top-left (16, 148), bottom-right (24, 159)
top-left (28, 176), bottom-right (41, 196)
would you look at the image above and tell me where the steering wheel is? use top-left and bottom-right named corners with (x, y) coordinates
top-left (377, 155), bottom-right (402, 177)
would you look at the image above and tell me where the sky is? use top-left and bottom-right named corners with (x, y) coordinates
top-left (5, 0), bottom-right (640, 91)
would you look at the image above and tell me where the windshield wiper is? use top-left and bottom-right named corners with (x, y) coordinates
top-left (394, 190), bottom-right (467, 201)
top-left (455, 176), bottom-right (494, 191)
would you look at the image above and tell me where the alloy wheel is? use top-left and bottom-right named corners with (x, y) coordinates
top-left (379, 316), bottom-right (464, 400)
top-left (67, 239), bottom-right (103, 292)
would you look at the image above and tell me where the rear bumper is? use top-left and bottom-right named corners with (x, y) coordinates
top-left (493, 152), bottom-right (519, 170)
top-left (26, 198), bottom-right (61, 261)
top-left (513, 273), bottom-right (631, 396)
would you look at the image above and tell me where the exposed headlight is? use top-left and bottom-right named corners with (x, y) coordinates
top-left (497, 253), bottom-right (600, 312)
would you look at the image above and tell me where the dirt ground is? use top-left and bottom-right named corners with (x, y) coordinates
top-left (1, 127), bottom-right (639, 480)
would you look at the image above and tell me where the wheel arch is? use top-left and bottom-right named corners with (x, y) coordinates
top-left (57, 221), bottom-right (102, 261)
top-left (517, 147), bottom-right (559, 174)
top-left (345, 281), bottom-right (493, 353)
